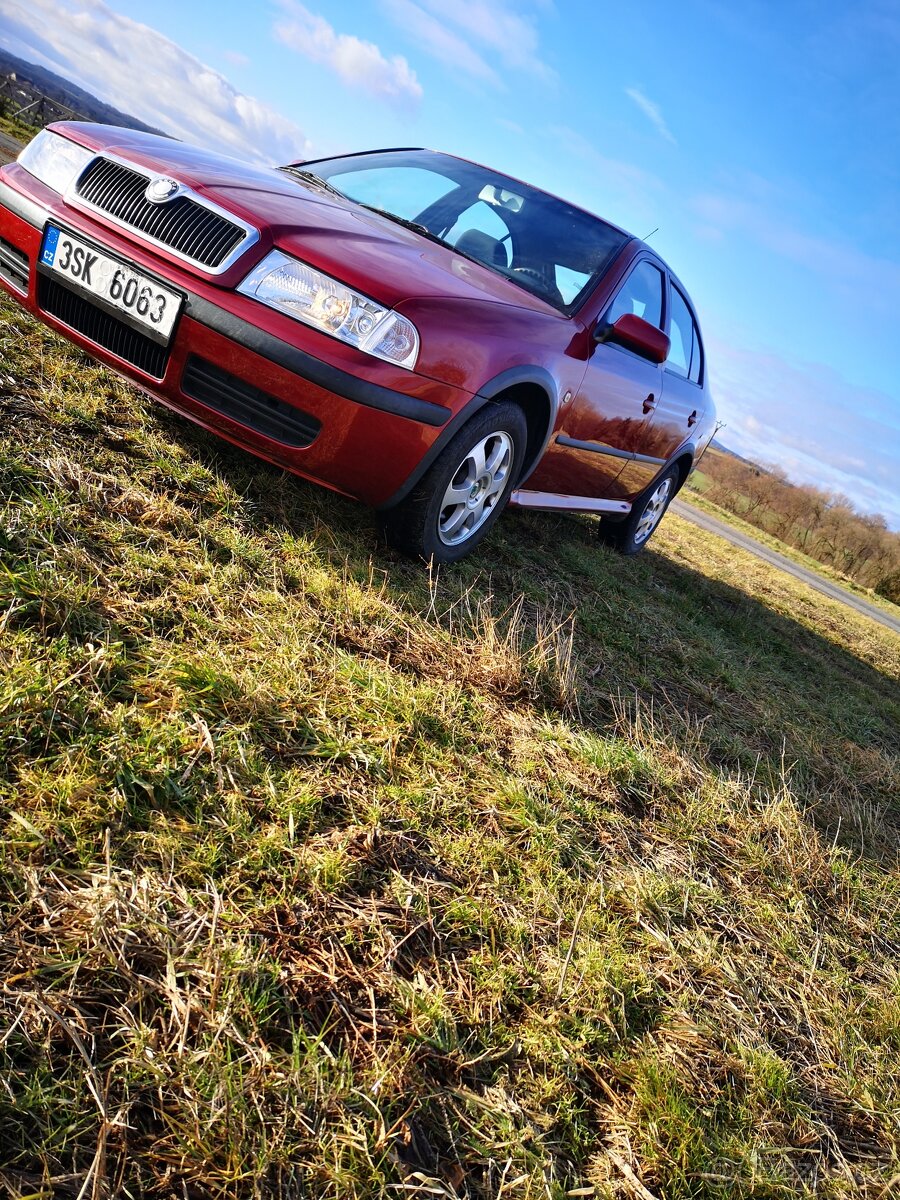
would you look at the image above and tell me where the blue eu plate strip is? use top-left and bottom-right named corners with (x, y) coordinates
top-left (41, 225), bottom-right (60, 268)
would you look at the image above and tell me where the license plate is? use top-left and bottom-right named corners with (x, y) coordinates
top-left (40, 225), bottom-right (181, 343)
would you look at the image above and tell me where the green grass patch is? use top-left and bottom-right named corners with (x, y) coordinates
top-left (1, 292), bottom-right (899, 1198)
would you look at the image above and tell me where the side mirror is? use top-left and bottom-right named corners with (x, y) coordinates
top-left (594, 313), bottom-right (670, 364)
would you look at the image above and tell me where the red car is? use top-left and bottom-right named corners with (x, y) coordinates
top-left (0, 124), bottom-right (715, 562)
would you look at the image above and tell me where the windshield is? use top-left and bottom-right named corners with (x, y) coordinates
top-left (285, 149), bottom-right (629, 313)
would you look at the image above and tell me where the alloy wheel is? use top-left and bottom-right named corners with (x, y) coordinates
top-left (633, 477), bottom-right (673, 545)
top-left (437, 431), bottom-right (514, 546)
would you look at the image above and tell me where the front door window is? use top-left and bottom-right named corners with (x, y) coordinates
top-left (606, 260), bottom-right (665, 329)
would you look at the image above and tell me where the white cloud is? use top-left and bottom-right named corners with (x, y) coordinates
top-left (497, 117), bottom-right (525, 136)
top-left (379, 0), bottom-right (500, 85)
top-left (653, 174), bottom-right (900, 530)
top-left (691, 190), bottom-right (900, 311)
top-left (0, 0), bottom-right (310, 164)
top-left (380, 0), bottom-right (554, 87)
top-left (426, 0), bottom-right (553, 80)
top-left (274, 1), bottom-right (422, 108)
top-left (545, 124), bottom-right (666, 230)
top-left (709, 336), bottom-right (900, 528)
top-left (625, 87), bottom-right (676, 144)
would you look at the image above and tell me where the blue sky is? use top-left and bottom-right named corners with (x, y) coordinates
top-left (3, 0), bottom-right (899, 526)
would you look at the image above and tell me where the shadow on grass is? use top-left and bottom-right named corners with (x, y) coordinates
top-left (149, 408), bottom-right (900, 866)
top-left (4, 380), bottom-right (900, 1200)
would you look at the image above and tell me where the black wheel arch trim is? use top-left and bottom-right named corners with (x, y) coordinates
top-left (667, 444), bottom-right (698, 488)
top-left (642, 445), bottom-right (697, 501)
top-left (378, 366), bottom-right (558, 510)
top-left (593, 444), bottom-right (697, 525)
top-left (476, 364), bottom-right (559, 403)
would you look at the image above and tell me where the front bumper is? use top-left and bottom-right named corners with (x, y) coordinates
top-left (0, 169), bottom-right (469, 508)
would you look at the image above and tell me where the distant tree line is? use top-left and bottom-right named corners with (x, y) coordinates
top-left (689, 450), bottom-right (900, 604)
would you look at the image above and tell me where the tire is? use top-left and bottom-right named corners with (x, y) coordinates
top-left (601, 464), bottom-right (680, 555)
top-left (382, 401), bottom-right (527, 563)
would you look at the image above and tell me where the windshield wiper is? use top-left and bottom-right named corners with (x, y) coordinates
top-left (279, 167), bottom-right (347, 198)
top-left (281, 188), bottom-right (486, 269)
top-left (280, 179), bottom-right (451, 249)
top-left (356, 206), bottom-right (485, 267)
top-left (357, 204), bottom-right (435, 239)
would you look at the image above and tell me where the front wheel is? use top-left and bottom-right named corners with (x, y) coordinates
top-left (600, 464), bottom-right (680, 555)
top-left (382, 401), bottom-right (527, 563)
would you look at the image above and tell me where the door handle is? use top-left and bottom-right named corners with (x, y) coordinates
top-left (687, 409), bottom-right (698, 427)
top-left (642, 393), bottom-right (656, 414)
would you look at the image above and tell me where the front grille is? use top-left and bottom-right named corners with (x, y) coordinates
top-left (0, 237), bottom-right (28, 291)
top-left (38, 275), bottom-right (169, 378)
top-left (182, 356), bottom-right (321, 448)
top-left (76, 158), bottom-right (249, 270)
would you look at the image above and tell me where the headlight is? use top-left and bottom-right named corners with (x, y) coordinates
top-left (238, 250), bottom-right (420, 370)
top-left (17, 129), bottom-right (94, 195)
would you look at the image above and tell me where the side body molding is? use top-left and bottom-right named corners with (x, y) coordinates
top-left (511, 439), bottom-right (699, 516)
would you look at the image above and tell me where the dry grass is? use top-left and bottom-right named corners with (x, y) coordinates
top-left (1, 290), bottom-right (899, 1199)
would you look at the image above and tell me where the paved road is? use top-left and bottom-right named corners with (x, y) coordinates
top-left (670, 498), bottom-right (900, 636)
top-left (0, 130), bottom-right (24, 164)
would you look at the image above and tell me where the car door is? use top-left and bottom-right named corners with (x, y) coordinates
top-left (647, 279), bottom-right (706, 460)
top-left (527, 256), bottom-right (669, 500)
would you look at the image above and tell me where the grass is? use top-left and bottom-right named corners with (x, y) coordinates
top-left (0, 287), bottom-right (898, 1200)
top-left (685, 467), bottom-right (711, 494)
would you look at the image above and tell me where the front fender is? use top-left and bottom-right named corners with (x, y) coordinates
top-left (377, 366), bottom-right (558, 509)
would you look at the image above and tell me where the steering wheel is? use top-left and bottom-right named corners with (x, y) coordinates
top-left (512, 266), bottom-right (546, 286)
top-left (512, 266), bottom-right (564, 307)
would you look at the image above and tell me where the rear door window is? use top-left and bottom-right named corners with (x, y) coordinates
top-left (667, 286), bottom-right (693, 377)
top-left (668, 285), bottom-right (703, 383)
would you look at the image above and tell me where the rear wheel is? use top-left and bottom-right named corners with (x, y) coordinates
top-left (382, 401), bottom-right (527, 563)
top-left (600, 464), bottom-right (680, 555)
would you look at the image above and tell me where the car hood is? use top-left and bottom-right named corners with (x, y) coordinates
top-left (60, 123), bottom-right (565, 318)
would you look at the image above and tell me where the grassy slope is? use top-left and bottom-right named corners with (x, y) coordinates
top-left (0, 290), bottom-right (898, 1200)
